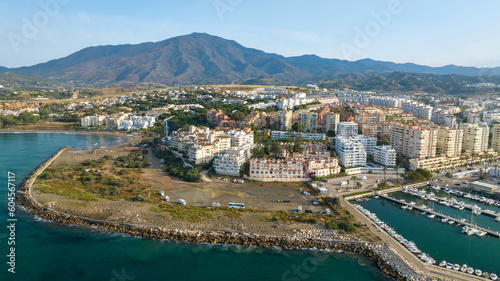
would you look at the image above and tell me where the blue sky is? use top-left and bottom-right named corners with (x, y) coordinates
top-left (1, 0), bottom-right (500, 68)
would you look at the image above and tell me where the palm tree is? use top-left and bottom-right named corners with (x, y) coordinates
top-left (351, 176), bottom-right (357, 190)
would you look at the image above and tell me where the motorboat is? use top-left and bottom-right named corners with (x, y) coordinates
top-left (401, 205), bottom-right (408, 210)
top-left (490, 273), bottom-right (498, 280)
top-left (446, 263), bottom-right (453, 269)
top-left (427, 214), bottom-right (436, 219)
top-left (453, 264), bottom-right (460, 271)
top-left (441, 218), bottom-right (449, 223)
top-left (476, 269), bottom-right (483, 276)
top-left (461, 264), bottom-right (468, 272)
top-left (439, 260), bottom-right (447, 267)
top-left (495, 217), bottom-right (500, 222)
top-left (467, 267), bottom-right (475, 274)
top-left (407, 206), bottom-right (413, 210)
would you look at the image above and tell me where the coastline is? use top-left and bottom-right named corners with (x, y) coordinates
top-left (15, 146), bottom-right (438, 281)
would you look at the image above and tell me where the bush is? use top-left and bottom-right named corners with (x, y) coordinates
top-left (325, 220), bottom-right (339, 229)
top-left (310, 218), bottom-right (319, 224)
top-left (132, 195), bottom-right (145, 202)
top-left (118, 169), bottom-right (131, 175)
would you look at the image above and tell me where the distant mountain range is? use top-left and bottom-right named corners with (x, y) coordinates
top-left (2, 33), bottom-right (500, 87)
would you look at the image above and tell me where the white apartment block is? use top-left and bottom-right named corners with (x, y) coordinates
top-left (170, 126), bottom-right (231, 164)
top-left (373, 145), bottom-right (397, 167)
top-left (460, 123), bottom-right (489, 153)
top-left (432, 109), bottom-right (457, 128)
top-left (249, 158), bottom-right (305, 182)
top-left (401, 101), bottom-right (433, 120)
top-left (351, 135), bottom-right (377, 156)
top-left (223, 130), bottom-right (254, 148)
top-left (337, 122), bottom-right (358, 137)
top-left (483, 112), bottom-right (500, 126)
top-left (467, 113), bottom-right (481, 124)
top-left (368, 96), bottom-right (403, 108)
top-left (81, 115), bottom-right (106, 127)
top-left (390, 126), bottom-right (437, 159)
top-left (436, 127), bottom-right (463, 157)
top-left (335, 136), bottom-right (367, 167)
top-left (213, 148), bottom-right (248, 177)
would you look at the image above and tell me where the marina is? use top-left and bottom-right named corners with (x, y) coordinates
top-left (357, 192), bottom-right (500, 278)
top-left (377, 193), bottom-right (500, 238)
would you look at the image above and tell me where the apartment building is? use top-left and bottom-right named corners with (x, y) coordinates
top-left (337, 122), bottom-right (358, 137)
top-left (354, 112), bottom-right (386, 124)
top-left (81, 115), bottom-right (106, 127)
top-left (460, 123), bottom-right (489, 153)
top-left (249, 158), bottom-right (305, 181)
top-left (298, 111), bottom-right (319, 132)
top-left (322, 112), bottom-right (340, 134)
top-left (306, 157), bottom-right (341, 178)
top-left (436, 127), bottom-right (463, 157)
top-left (390, 125), bottom-right (437, 159)
top-left (373, 145), bottom-right (397, 167)
top-left (213, 148), bottom-right (248, 176)
top-left (270, 131), bottom-right (326, 141)
top-left (276, 110), bottom-right (293, 130)
top-left (492, 124), bottom-right (500, 151)
top-left (335, 136), bottom-right (367, 167)
top-left (351, 135), bottom-right (377, 156)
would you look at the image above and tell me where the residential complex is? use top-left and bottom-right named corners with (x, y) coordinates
top-left (335, 136), bottom-right (367, 167)
top-left (170, 126), bottom-right (254, 165)
top-left (207, 109), bottom-right (230, 124)
top-left (492, 124), bottom-right (500, 151)
top-left (373, 145), bottom-right (397, 167)
top-left (460, 123), bottom-right (489, 153)
top-left (270, 131), bottom-right (326, 141)
top-left (390, 126), bottom-right (437, 159)
top-left (436, 127), bottom-right (463, 157)
top-left (322, 112), bottom-right (340, 134)
top-left (337, 122), bottom-right (358, 137)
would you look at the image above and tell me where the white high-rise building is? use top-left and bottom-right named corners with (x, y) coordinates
top-left (337, 122), bottom-right (358, 137)
top-left (373, 146), bottom-right (397, 167)
top-left (335, 136), bottom-right (367, 167)
top-left (460, 123), bottom-right (489, 153)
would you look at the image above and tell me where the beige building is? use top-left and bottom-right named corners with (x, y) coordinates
top-left (491, 124), bottom-right (500, 151)
top-left (276, 110), bottom-right (293, 130)
top-left (249, 158), bottom-right (306, 182)
top-left (460, 123), bottom-right (489, 153)
top-left (436, 127), bottom-right (463, 157)
top-left (390, 125), bottom-right (437, 159)
top-left (323, 113), bottom-right (340, 134)
top-left (409, 152), bottom-right (495, 171)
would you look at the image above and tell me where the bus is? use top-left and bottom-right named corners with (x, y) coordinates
top-left (228, 202), bottom-right (245, 209)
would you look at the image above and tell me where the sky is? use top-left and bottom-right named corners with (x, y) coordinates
top-left (1, 0), bottom-right (500, 68)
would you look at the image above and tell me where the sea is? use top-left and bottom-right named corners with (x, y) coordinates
top-left (0, 132), bottom-right (389, 281)
top-left (359, 187), bottom-right (500, 275)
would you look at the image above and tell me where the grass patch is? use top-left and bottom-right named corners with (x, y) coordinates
top-left (343, 191), bottom-right (372, 198)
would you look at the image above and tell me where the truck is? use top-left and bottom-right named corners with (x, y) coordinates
top-left (237, 180), bottom-right (244, 184)
top-left (318, 187), bottom-right (328, 194)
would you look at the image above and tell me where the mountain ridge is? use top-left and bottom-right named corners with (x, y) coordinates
top-left (2, 32), bottom-right (500, 86)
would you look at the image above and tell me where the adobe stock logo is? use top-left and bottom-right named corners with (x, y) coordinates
top-left (8, 0), bottom-right (70, 54)
top-left (340, 0), bottom-right (404, 60)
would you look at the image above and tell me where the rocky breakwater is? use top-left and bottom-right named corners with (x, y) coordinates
top-left (16, 147), bottom-right (433, 281)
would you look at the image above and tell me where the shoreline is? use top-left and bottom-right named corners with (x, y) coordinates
top-left (14, 146), bottom-right (437, 281)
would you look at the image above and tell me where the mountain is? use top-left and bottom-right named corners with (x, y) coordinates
top-left (2, 33), bottom-right (500, 86)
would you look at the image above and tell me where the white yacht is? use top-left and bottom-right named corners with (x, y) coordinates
top-left (453, 264), bottom-right (460, 271)
top-left (476, 269), bottom-right (483, 276)
top-left (427, 214), bottom-right (436, 219)
top-left (460, 264), bottom-right (468, 272)
top-left (467, 267), bottom-right (475, 274)
top-left (401, 205), bottom-right (408, 210)
top-left (495, 217), bottom-right (500, 222)
top-left (490, 273), bottom-right (498, 280)
top-left (439, 260), bottom-right (447, 267)
top-left (441, 218), bottom-right (449, 223)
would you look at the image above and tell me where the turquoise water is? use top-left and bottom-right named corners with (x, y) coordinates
top-left (0, 133), bottom-right (389, 281)
top-left (360, 192), bottom-right (500, 275)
